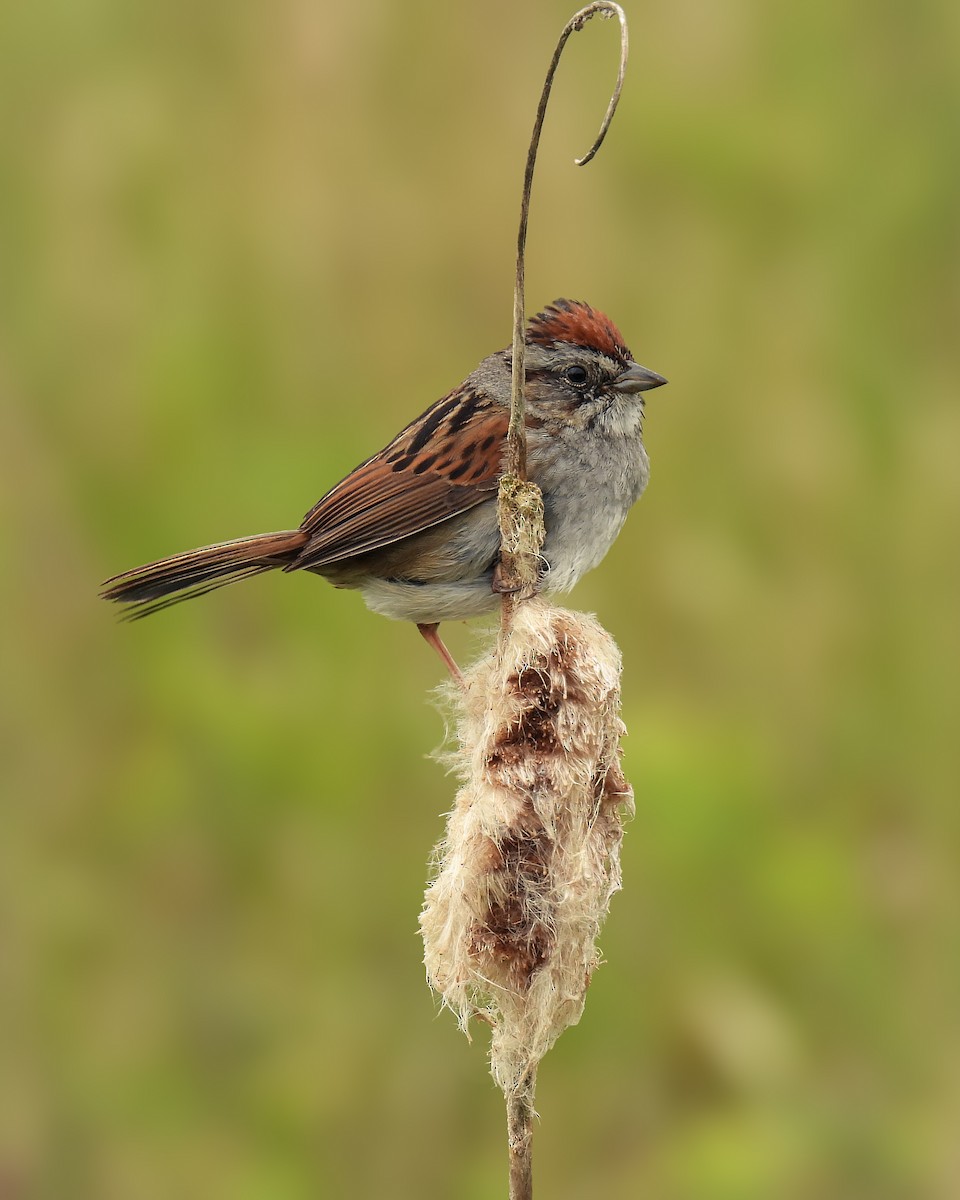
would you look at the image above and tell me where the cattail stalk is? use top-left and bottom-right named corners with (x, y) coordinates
top-left (422, 8), bottom-right (630, 1198)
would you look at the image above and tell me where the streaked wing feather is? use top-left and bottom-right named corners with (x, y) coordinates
top-left (293, 387), bottom-right (506, 571)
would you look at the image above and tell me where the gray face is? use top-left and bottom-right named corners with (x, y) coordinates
top-left (508, 342), bottom-right (664, 432)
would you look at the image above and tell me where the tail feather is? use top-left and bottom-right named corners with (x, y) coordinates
top-left (101, 530), bottom-right (309, 620)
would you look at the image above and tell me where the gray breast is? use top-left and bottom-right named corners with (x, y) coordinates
top-left (538, 428), bottom-right (649, 594)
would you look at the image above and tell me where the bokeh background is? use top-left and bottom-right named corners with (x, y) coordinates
top-left (2, 1), bottom-right (958, 1196)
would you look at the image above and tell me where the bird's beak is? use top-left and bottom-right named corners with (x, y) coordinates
top-left (614, 361), bottom-right (668, 394)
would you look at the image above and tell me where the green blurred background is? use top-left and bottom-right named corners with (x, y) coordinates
top-left (1, 1), bottom-right (958, 1196)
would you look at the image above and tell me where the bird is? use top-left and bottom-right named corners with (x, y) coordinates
top-left (101, 299), bottom-right (666, 676)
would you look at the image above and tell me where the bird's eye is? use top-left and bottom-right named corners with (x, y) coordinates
top-left (564, 364), bottom-right (588, 385)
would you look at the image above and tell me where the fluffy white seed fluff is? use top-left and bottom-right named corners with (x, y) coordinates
top-left (420, 597), bottom-right (633, 1093)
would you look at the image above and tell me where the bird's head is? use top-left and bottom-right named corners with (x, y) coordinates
top-left (518, 299), bottom-right (666, 428)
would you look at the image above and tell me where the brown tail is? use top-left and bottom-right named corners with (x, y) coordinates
top-left (101, 530), bottom-right (309, 620)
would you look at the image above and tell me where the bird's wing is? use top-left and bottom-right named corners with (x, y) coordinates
top-left (293, 385), bottom-right (507, 570)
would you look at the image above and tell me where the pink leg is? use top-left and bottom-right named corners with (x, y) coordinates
top-left (417, 622), bottom-right (464, 684)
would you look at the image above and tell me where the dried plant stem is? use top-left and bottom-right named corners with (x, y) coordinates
top-left (423, 10), bottom-right (632, 1200)
top-left (497, 2), bottom-right (629, 613)
top-left (494, 2), bottom-right (628, 619)
top-left (507, 1067), bottom-right (537, 1200)
top-left (507, 1), bottom-right (629, 473)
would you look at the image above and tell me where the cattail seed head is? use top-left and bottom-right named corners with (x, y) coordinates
top-left (420, 597), bottom-right (633, 1092)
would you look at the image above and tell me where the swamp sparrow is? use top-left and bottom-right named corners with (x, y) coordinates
top-left (102, 299), bottom-right (666, 674)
